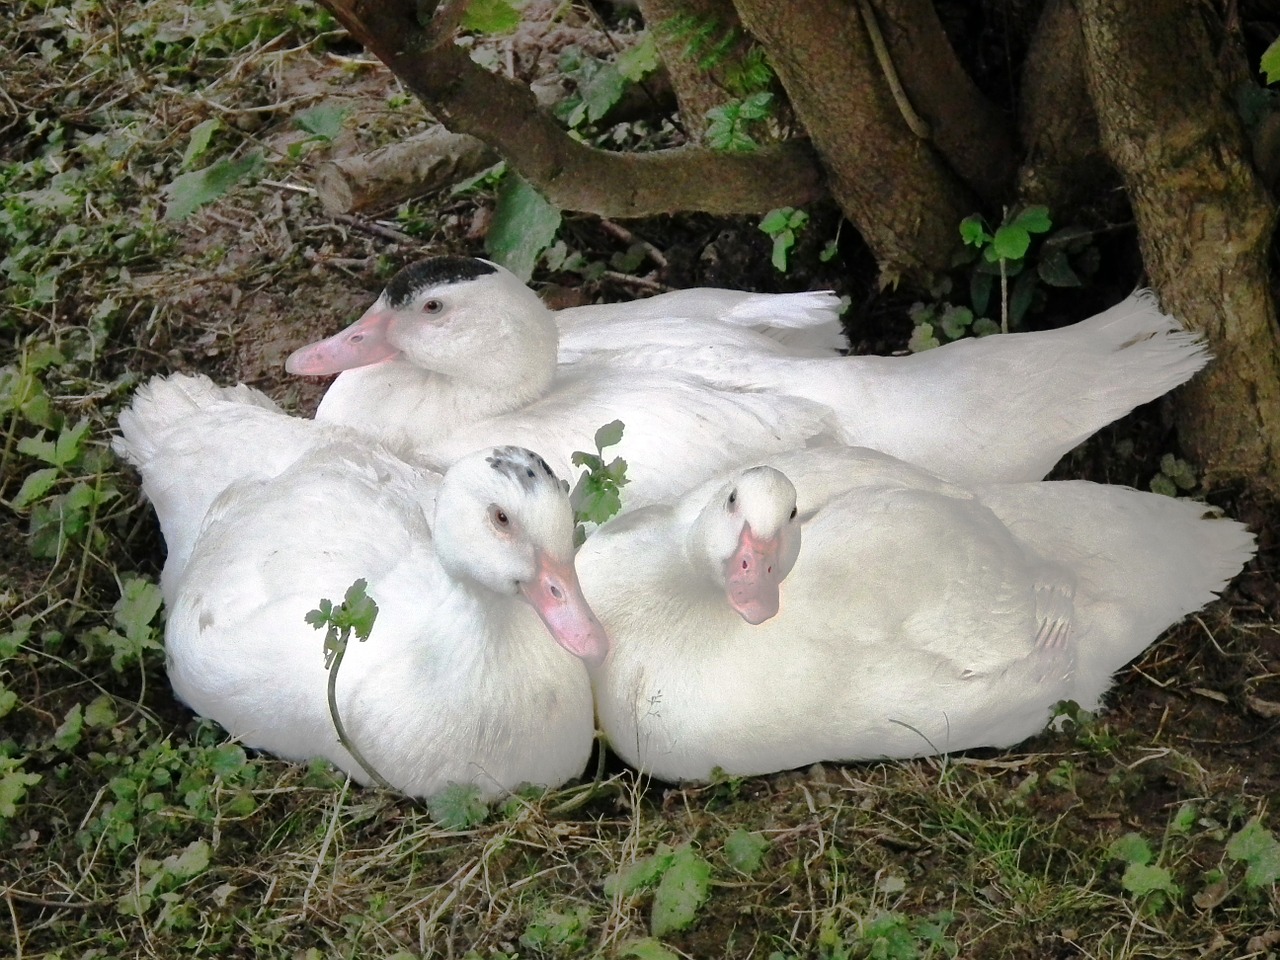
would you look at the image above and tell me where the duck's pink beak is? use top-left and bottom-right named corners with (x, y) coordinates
top-left (285, 305), bottom-right (401, 375)
top-left (520, 552), bottom-right (609, 665)
top-left (725, 524), bottom-right (784, 625)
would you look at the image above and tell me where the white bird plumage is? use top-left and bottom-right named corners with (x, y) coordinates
top-left (580, 444), bottom-right (1255, 782)
top-left (114, 377), bottom-right (605, 799)
top-left (287, 257), bottom-right (1209, 490)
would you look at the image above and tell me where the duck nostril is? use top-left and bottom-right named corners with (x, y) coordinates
top-left (349, 334), bottom-right (364, 343)
top-left (549, 584), bottom-right (563, 600)
top-left (741, 559), bottom-right (749, 570)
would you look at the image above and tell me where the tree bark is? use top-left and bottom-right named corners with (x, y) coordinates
top-left (873, 0), bottom-right (1016, 206)
top-left (314, 0), bottom-right (827, 217)
top-left (732, 0), bottom-right (974, 283)
top-left (1017, 0), bottom-right (1115, 214)
top-left (1080, 0), bottom-right (1280, 493)
top-left (634, 0), bottom-right (743, 141)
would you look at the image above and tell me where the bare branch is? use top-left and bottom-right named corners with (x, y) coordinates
top-left (315, 126), bottom-right (497, 214)
top-left (315, 0), bottom-right (827, 217)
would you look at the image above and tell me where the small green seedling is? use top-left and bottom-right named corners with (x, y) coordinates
top-left (570, 420), bottom-right (629, 546)
top-left (1150, 453), bottom-right (1197, 497)
top-left (305, 579), bottom-right (391, 790)
top-left (426, 782), bottom-right (489, 830)
top-left (960, 206), bottom-right (1052, 332)
top-left (907, 301), bottom-right (1001, 352)
top-left (289, 103), bottom-right (350, 158)
top-left (1108, 831), bottom-right (1180, 911)
top-left (760, 206), bottom-right (809, 272)
top-left (706, 91), bottom-right (775, 152)
top-left (723, 827), bottom-right (770, 874)
top-left (604, 842), bottom-right (713, 937)
top-left (1226, 817), bottom-right (1280, 889)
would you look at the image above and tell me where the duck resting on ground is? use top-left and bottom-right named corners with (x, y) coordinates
top-left (114, 373), bottom-right (351, 600)
top-left (116, 377), bottom-right (605, 799)
top-left (578, 443), bottom-right (1254, 782)
top-left (287, 259), bottom-right (845, 511)
top-left (286, 256), bottom-right (1208, 489)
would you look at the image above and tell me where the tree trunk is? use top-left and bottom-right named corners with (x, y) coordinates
top-left (634, 0), bottom-right (743, 142)
top-left (1017, 0), bottom-right (1115, 214)
top-left (1080, 0), bottom-right (1280, 493)
top-left (732, 0), bottom-right (974, 283)
top-left (874, 0), bottom-right (1016, 206)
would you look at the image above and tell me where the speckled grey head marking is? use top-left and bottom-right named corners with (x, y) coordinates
top-left (486, 446), bottom-right (561, 493)
top-left (382, 257), bottom-right (497, 309)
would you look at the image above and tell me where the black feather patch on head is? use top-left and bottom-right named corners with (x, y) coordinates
top-left (382, 257), bottom-right (497, 308)
top-left (486, 446), bottom-right (561, 492)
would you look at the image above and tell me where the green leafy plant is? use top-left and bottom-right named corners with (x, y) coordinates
top-left (7, 386), bottom-right (122, 564)
top-left (1149, 453), bottom-right (1198, 497)
top-left (1049, 700), bottom-right (1122, 755)
top-left (163, 150), bottom-right (264, 221)
top-left (519, 904), bottom-right (591, 954)
top-left (486, 172), bottom-right (563, 282)
top-left (461, 0), bottom-right (521, 35)
top-left (723, 827), bottom-right (770, 874)
top-left (958, 206), bottom-right (1052, 332)
top-left (604, 842), bottom-right (713, 938)
top-left (759, 207), bottom-right (809, 272)
top-left (910, 209), bottom-right (1101, 352)
top-left (855, 911), bottom-right (956, 960)
top-left (305, 579), bottom-right (391, 790)
top-left (1262, 35), bottom-right (1280, 84)
top-left (570, 421), bottom-right (629, 545)
top-left (662, 12), bottom-right (780, 151)
top-left (77, 735), bottom-right (259, 855)
top-left (1225, 817), bottom-right (1280, 889)
top-left (619, 939), bottom-right (681, 960)
top-left (553, 40), bottom-right (661, 133)
top-left (906, 299), bottom-right (1000, 352)
top-left (706, 91), bottom-right (775, 152)
top-left (0, 756), bottom-right (42, 820)
top-left (116, 838), bottom-right (211, 918)
top-left (82, 576), bottom-right (165, 672)
top-left (426, 782), bottom-right (490, 830)
top-left (289, 103), bottom-right (350, 158)
top-left (1108, 831), bottom-right (1180, 911)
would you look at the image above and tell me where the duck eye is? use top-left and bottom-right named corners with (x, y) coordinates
top-left (727, 490), bottom-right (737, 509)
top-left (789, 506), bottom-right (797, 520)
top-left (423, 298), bottom-right (443, 314)
top-left (490, 506), bottom-right (510, 528)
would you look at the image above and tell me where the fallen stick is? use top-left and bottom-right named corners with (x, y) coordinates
top-left (314, 125), bottom-right (498, 214)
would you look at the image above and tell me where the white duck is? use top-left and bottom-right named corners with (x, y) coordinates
top-left (287, 259), bottom-right (841, 510)
top-left (554, 283), bottom-right (847, 357)
top-left (579, 444), bottom-right (1254, 782)
top-left (286, 257), bottom-right (1208, 488)
top-left (116, 379), bottom-right (605, 799)
top-left (114, 373), bottom-right (355, 601)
